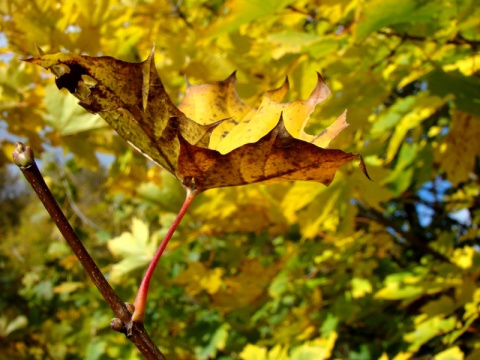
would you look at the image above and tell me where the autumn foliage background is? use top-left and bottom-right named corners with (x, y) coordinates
top-left (1, 0), bottom-right (479, 359)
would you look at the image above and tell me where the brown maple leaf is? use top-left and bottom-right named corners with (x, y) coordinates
top-left (27, 49), bottom-right (369, 193)
top-left (26, 48), bottom-right (371, 326)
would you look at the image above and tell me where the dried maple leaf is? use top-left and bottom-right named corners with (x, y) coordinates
top-left (26, 49), bottom-right (370, 325)
top-left (27, 49), bottom-right (369, 193)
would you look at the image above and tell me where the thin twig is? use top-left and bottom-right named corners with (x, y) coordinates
top-left (12, 143), bottom-right (166, 360)
top-left (57, 165), bottom-right (103, 231)
top-left (377, 30), bottom-right (480, 48)
top-left (132, 188), bottom-right (197, 325)
top-left (359, 202), bottom-right (451, 263)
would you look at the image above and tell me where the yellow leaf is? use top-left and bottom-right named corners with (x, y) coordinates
top-left (351, 277), bottom-right (373, 299)
top-left (212, 259), bottom-right (282, 312)
top-left (266, 31), bottom-right (322, 59)
top-left (266, 344), bottom-right (289, 360)
top-left (392, 352), bottom-right (413, 360)
top-left (386, 94), bottom-right (449, 163)
top-left (195, 186), bottom-right (288, 234)
top-left (374, 279), bottom-right (423, 300)
top-left (437, 111), bottom-right (480, 186)
top-left (290, 332), bottom-right (338, 360)
top-left (0, 142), bottom-right (16, 167)
top-left (378, 352), bottom-right (389, 360)
top-left (434, 346), bottom-right (464, 360)
top-left (210, 77), bottom-right (289, 152)
top-left (53, 282), bottom-right (84, 294)
top-left (214, 73), bottom-right (332, 154)
top-left (443, 54), bottom-right (480, 76)
top-left (174, 262), bottom-right (224, 296)
top-left (281, 181), bottom-right (325, 223)
top-left (240, 344), bottom-right (267, 360)
top-left (178, 72), bottom-right (251, 125)
top-left (451, 246), bottom-right (475, 269)
top-left (205, 0), bottom-right (293, 38)
top-left (300, 181), bottom-right (342, 238)
top-left (404, 316), bottom-right (457, 352)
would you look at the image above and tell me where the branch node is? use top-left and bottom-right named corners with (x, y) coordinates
top-left (110, 318), bottom-right (126, 333)
top-left (125, 302), bottom-right (135, 314)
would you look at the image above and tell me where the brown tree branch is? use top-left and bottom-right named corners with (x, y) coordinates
top-left (358, 202), bottom-right (451, 263)
top-left (12, 143), bottom-right (166, 360)
top-left (377, 30), bottom-right (480, 48)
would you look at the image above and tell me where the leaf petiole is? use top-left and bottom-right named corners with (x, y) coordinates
top-left (132, 187), bottom-right (197, 323)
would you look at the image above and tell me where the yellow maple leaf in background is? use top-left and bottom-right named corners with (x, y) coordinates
top-left (174, 262), bottom-right (224, 296)
top-left (27, 48), bottom-right (369, 193)
top-left (436, 110), bottom-right (480, 186)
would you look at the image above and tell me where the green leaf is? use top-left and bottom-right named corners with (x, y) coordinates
top-left (304, 38), bottom-right (339, 60)
top-left (43, 84), bottom-right (105, 135)
top-left (405, 316), bottom-right (457, 352)
top-left (0, 315), bottom-right (28, 337)
top-left (136, 170), bottom-right (186, 212)
top-left (381, 142), bottom-right (418, 195)
top-left (85, 340), bottom-right (107, 360)
top-left (108, 218), bottom-right (157, 283)
top-left (425, 69), bottom-right (480, 116)
top-left (195, 323), bottom-right (230, 360)
top-left (385, 94), bottom-right (448, 163)
top-left (374, 273), bottom-right (424, 300)
top-left (267, 31), bottom-right (322, 58)
top-left (356, 0), bottom-right (441, 40)
top-left (206, 0), bottom-right (294, 37)
top-left (320, 314), bottom-right (338, 338)
top-left (370, 95), bottom-right (418, 137)
top-left (421, 296), bottom-right (457, 318)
